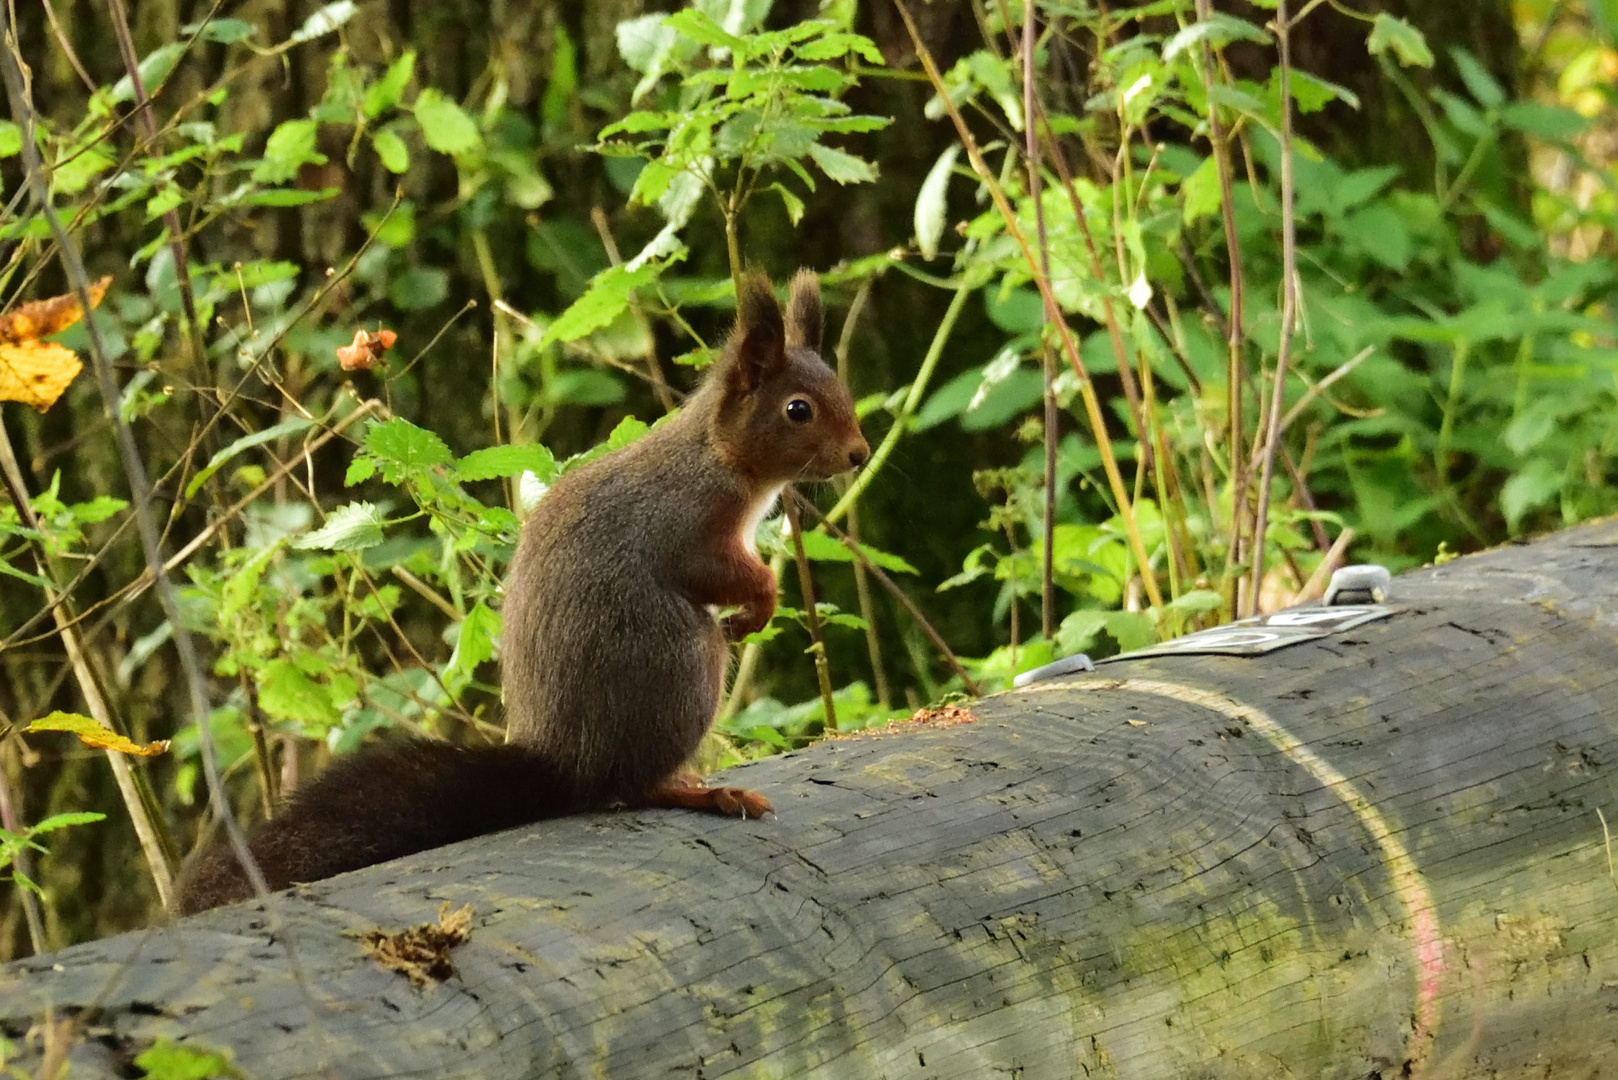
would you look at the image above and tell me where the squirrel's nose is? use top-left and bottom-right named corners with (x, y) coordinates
top-left (848, 445), bottom-right (869, 470)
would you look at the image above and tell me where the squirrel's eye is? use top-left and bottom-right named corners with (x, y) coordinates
top-left (785, 398), bottom-right (814, 423)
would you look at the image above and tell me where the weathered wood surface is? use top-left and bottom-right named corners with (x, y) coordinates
top-left (6, 521), bottom-right (1618, 1079)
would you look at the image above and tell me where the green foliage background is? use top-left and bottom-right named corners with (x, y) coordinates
top-left (1, 0), bottom-right (1614, 953)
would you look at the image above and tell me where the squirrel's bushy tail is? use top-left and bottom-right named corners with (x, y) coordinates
top-left (175, 742), bottom-right (574, 915)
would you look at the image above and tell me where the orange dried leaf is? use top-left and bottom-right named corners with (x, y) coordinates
top-left (0, 277), bottom-right (111, 413)
top-left (336, 327), bottom-right (398, 371)
top-left (0, 277), bottom-right (111, 343)
top-left (27, 710), bottom-right (172, 758)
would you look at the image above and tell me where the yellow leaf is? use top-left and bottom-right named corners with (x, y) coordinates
top-left (0, 276), bottom-right (110, 413)
top-left (27, 710), bottom-right (172, 757)
top-left (0, 341), bottom-right (83, 412)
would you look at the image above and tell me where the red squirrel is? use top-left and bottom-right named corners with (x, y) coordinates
top-left (174, 270), bottom-right (869, 915)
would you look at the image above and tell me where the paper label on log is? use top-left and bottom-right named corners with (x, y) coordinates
top-left (1103, 604), bottom-right (1396, 659)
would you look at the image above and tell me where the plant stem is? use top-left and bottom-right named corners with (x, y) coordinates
top-left (784, 497), bottom-right (838, 732)
top-left (1249, 0), bottom-right (1300, 616)
top-left (1021, 0), bottom-right (1057, 640)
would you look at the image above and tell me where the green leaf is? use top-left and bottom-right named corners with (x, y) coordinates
top-left (258, 659), bottom-right (342, 728)
top-left (364, 51), bottom-right (416, 118)
top-left (1181, 155), bottom-right (1221, 223)
top-left (771, 182), bottom-right (805, 225)
top-left (109, 42), bottom-right (187, 104)
top-left (542, 262), bottom-right (660, 348)
top-left (388, 267), bottom-right (448, 310)
top-left (25, 811), bottom-right (108, 835)
top-left (186, 417), bottom-right (315, 498)
top-left (456, 444), bottom-right (558, 483)
top-left (364, 418), bottom-right (453, 483)
top-left (252, 119), bottom-right (326, 184)
top-left (444, 602), bottom-right (500, 692)
top-left (1449, 48), bottom-right (1504, 109)
top-left (1499, 101), bottom-right (1590, 140)
top-left (52, 144), bottom-right (114, 194)
top-left (798, 528), bottom-right (919, 574)
top-left (807, 142), bottom-right (877, 184)
top-left (914, 144), bottom-right (959, 260)
top-left (133, 1039), bottom-right (238, 1080)
top-left (413, 88), bottom-right (484, 158)
top-left (183, 17), bottom-right (258, 44)
top-left (0, 121), bottom-right (20, 159)
top-left (290, 1), bottom-right (357, 43)
top-left (238, 187), bottom-right (338, 207)
top-left (1500, 459), bottom-right (1562, 532)
top-left (1367, 14), bottom-right (1433, 68)
top-left (608, 415), bottom-right (649, 449)
top-left (1161, 14), bottom-right (1268, 62)
top-left (665, 8), bottom-right (745, 52)
top-left (292, 501), bottom-right (386, 551)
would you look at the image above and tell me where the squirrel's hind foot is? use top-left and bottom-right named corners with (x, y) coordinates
top-left (642, 778), bottom-right (773, 819)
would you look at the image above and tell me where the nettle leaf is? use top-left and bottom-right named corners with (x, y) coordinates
top-left (807, 142), bottom-right (876, 184)
top-left (542, 261), bottom-right (661, 348)
top-left (291, 0), bottom-right (357, 43)
top-left (414, 88), bottom-right (483, 158)
top-left (1367, 14), bottom-right (1434, 68)
top-left (293, 501), bottom-right (386, 551)
top-left (364, 418), bottom-right (454, 483)
top-left (1161, 13), bottom-right (1269, 62)
top-left (364, 51), bottom-right (417, 118)
top-left (252, 119), bottom-right (326, 184)
top-left (456, 444), bottom-right (559, 483)
top-left (257, 659), bottom-right (341, 728)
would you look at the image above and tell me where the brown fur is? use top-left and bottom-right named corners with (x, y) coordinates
top-left (175, 271), bottom-right (868, 914)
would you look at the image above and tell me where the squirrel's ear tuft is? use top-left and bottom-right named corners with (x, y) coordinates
top-left (728, 272), bottom-right (785, 393)
top-left (784, 270), bottom-right (823, 354)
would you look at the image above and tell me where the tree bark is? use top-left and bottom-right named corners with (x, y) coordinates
top-left (5, 519), bottom-right (1618, 1078)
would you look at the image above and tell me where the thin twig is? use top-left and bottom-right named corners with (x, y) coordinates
top-left (1022, 0), bottom-right (1057, 641)
top-left (896, 0), bottom-right (1163, 611)
top-left (1248, 0), bottom-right (1299, 615)
top-left (793, 491), bottom-right (981, 697)
top-left (834, 281), bottom-right (890, 707)
top-left (784, 497), bottom-right (838, 731)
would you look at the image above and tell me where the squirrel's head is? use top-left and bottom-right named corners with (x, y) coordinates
top-left (708, 270), bottom-right (869, 485)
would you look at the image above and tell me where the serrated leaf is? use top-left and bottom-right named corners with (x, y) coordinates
top-left (364, 419), bottom-right (453, 482)
top-left (915, 144), bottom-right (959, 260)
top-left (24, 810), bottom-right (108, 835)
top-left (456, 444), bottom-right (558, 483)
top-left (132, 1039), bottom-right (237, 1080)
top-left (364, 51), bottom-right (416, 117)
top-left (290, 1), bottom-right (357, 43)
top-left (541, 262), bottom-right (660, 348)
top-left (251, 119), bottom-right (326, 184)
top-left (1162, 14), bottom-right (1268, 62)
top-left (414, 88), bottom-right (483, 158)
top-left (27, 711), bottom-right (171, 757)
top-left (608, 415), bottom-right (649, 449)
top-left (666, 8), bottom-right (744, 52)
top-left (293, 501), bottom-right (386, 551)
top-left (1367, 14), bottom-right (1433, 68)
top-left (186, 417), bottom-right (315, 498)
top-left (257, 659), bottom-right (341, 728)
top-left (807, 142), bottom-right (876, 184)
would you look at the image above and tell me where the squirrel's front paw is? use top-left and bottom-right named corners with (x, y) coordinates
top-left (721, 607), bottom-right (771, 642)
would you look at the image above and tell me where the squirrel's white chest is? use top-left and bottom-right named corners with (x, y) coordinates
top-left (740, 484), bottom-right (786, 556)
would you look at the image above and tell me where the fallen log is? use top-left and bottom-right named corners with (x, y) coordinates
top-left (5, 520), bottom-right (1618, 1079)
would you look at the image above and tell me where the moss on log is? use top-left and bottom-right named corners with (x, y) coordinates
top-left (5, 522), bottom-right (1618, 1078)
